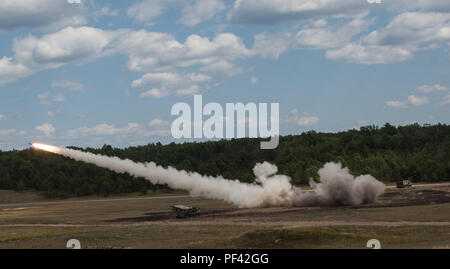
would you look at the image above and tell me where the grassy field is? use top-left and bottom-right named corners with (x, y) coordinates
top-left (0, 184), bottom-right (449, 249)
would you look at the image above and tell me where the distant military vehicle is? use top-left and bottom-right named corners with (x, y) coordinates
top-left (397, 179), bottom-right (412, 188)
top-left (171, 205), bottom-right (200, 218)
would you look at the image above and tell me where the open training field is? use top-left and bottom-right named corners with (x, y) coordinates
top-left (0, 183), bottom-right (449, 249)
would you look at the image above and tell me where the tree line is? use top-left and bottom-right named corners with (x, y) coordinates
top-left (0, 123), bottom-right (448, 198)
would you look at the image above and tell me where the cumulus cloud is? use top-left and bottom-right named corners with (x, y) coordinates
top-left (228, 0), bottom-right (366, 24)
top-left (0, 0), bottom-right (87, 31)
top-left (252, 12), bottom-right (374, 59)
top-left (179, 0), bottom-right (226, 26)
top-left (132, 72), bottom-right (211, 97)
top-left (0, 26), bottom-right (119, 86)
top-left (94, 6), bottom-right (119, 17)
top-left (0, 114), bottom-right (6, 120)
top-left (387, 95), bottom-right (429, 108)
top-left (139, 88), bottom-right (170, 99)
top-left (117, 31), bottom-right (251, 73)
top-left (252, 32), bottom-right (291, 59)
top-left (296, 116), bottom-right (319, 126)
top-left (31, 26), bottom-right (112, 65)
top-left (176, 85), bottom-right (201, 96)
top-left (1, 25), bottom-right (251, 86)
top-left (128, 0), bottom-right (225, 26)
top-left (295, 12), bottom-right (373, 50)
top-left (132, 72), bottom-right (211, 88)
top-left (36, 123), bottom-right (55, 136)
top-left (228, 0), bottom-right (450, 25)
top-left (288, 109), bottom-right (319, 127)
top-left (363, 12), bottom-right (450, 47)
top-left (417, 84), bottom-right (448, 93)
top-left (387, 0), bottom-right (450, 13)
top-left (127, 0), bottom-right (166, 26)
top-left (326, 44), bottom-right (414, 64)
top-left (0, 56), bottom-right (31, 86)
top-left (328, 11), bottom-right (450, 64)
top-left (249, 8), bottom-right (450, 65)
top-left (148, 119), bottom-right (166, 127)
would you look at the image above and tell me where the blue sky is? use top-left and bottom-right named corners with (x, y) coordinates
top-left (0, 0), bottom-right (449, 150)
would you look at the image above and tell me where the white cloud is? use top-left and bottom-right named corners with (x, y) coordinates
top-left (387, 95), bottom-right (429, 108)
top-left (0, 26), bottom-right (118, 86)
top-left (252, 32), bottom-right (291, 59)
top-left (127, 0), bottom-right (166, 26)
top-left (287, 109), bottom-right (319, 127)
top-left (31, 26), bottom-right (112, 65)
top-left (139, 88), bottom-right (170, 99)
top-left (250, 76), bottom-right (259, 84)
top-left (51, 80), bottom-right (85, 91)
top-left (363, 12), bottom-right (450, 47)
top-left (387, 1), bottom-right (450, 13)
top-left (127, 0), bottom-right (225, 27)
top-left (326, 11), bottom-right (450, 64)
top-left (250, 9), bottom-right (450, 65)
top-left (326, 44), bottom-right (414, 65)
top-left (417, 84), bottom-right (448, 93)
top-left (94, 7), bottom-right (119, 17)
top-left (176, 85), bottom-right (200, 96)
top-left (118, 31), bottom-right (251, 73)
top-left (408, 95), bottom-right (430, 106)
top-left (0, 0), bottom-right (87, 31)
top-left (0, 114), bottom-right (5, 120)
top-left (228, 0), bottom-right (366, 24)
top-left (132, 72), bottom-right (211, 88)
top-left (252, 12), bottom-right (373, 59)
top-left (296, 116), bottom-right (319, 126)
top-left (0, 56), bottom-right (31, 86)
top-left (228, 0), bottom-right (450, 25)
top-left (1, 26), bottom-right (251, 87)
top-left (386, 100), bottom-right (408, 108)
top-left (179, 0), bottom-right (226, 26)
top-left (133, 72), bottom-right (211, 97)
top-left (295, 12), bottom-right (373, 49)
top-left (148, 119), bottom-right (165, 127)
top-left (36, 123), bottom-right (55, 136)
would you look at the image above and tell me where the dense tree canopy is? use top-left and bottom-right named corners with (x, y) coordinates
top-left (0, 123), bottom-right (449, 198)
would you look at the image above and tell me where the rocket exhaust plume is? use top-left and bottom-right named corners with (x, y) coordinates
top-left (32, 143), bottom-right (385, 208)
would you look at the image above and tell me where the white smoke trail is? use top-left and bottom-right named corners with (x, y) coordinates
top-left (32, 144), bottom-right (385, 208)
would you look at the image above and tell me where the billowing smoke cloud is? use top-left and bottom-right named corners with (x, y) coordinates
top-left (32, 144), bottom-right (385, 208)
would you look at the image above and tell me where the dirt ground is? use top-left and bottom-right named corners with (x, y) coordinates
top-left (0, 183), bottom-right (449, 249)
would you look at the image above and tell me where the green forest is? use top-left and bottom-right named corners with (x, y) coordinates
top-left (0, 123), bottom-right (449, 198)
